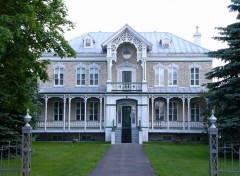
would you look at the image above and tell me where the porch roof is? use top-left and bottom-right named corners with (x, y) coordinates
top-left (148, 86), bottom-right (208, 94)
top-left (39, 87), bottom-right (106, 94)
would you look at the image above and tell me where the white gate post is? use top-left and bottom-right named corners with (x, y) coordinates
top-left (208, 110), bottom-right (218, 176)
top-left (21, 109), bottom-right (32, 176)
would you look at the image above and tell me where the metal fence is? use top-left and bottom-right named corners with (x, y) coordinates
top-left (0, 110), bottom-right (32, 176)
top-left (0, 141), bottom-right (22, 175)
top-left (208, 112), bottom-right (240, 176)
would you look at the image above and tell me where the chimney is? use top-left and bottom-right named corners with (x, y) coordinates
top-left (193, 26), bottom-right (201, 46)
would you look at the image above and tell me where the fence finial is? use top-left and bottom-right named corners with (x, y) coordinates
top-left (209, 109), bottom-right (217, 128)
top-left (24, 109), bottom-right (32, 127)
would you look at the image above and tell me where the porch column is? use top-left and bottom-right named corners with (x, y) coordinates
top-left (68, 96), bottom-right (72, 132)
top-left (151, 96), bottom-right (155, 131)
top-left (166, 97), bottom-right (170, 131)
top-left (181, 96), bottom-right (185, 131)
top-left (63, 95), bottom-right (66, 131)
top-left (187, 96), bottom-right (191, 131)
top-left (84, 96), bottom-right (88, 131)
top-left (44, 96), bottom-right (49, 132)
top-left (99, 96), bottom-right (103, 131)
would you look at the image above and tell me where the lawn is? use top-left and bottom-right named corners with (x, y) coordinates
top-left (31, 142), bottom-right (110, 176)
top-left (144, 142), bottom-right (209, 176)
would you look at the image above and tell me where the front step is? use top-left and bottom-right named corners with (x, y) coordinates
top-left (122, 128), bottom-right (132, 143)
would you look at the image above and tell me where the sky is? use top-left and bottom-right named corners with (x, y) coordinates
top-left (64, 0), bottom-right (238, 66)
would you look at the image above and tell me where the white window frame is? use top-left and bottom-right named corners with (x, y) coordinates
top-left (76, 101), bottom-right (85, 121)
top-left (153, 63), bottom-right (165, 86)
top-left (75, 63), bottom-right (86, 86)
top-left (168, 63), bottom-right (179, 86)
top-left (89, 63), bottom-right (100, 86)
top-left (169, 101), bottom-right (178, 121)
top-left (189, 63), bottom-right (201, 87)
top-left (191, 102), bottom-right (200, 121)
top-left (54, 101), bottom-right (63, 121)
top-left (53, 63), bottom-right (65, 87)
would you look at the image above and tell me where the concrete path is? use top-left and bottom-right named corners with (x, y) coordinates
top-left (88, 144), bottom-right (155, 176)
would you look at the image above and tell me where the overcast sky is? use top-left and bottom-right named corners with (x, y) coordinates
top-left (64, 0), bottom-right (237, 57)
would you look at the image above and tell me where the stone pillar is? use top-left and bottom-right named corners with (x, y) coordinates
top-left (181, 96), bottom-right (185, 131)
top-left (44, 96), bottom-right (48, 132)
top-left (111, 131), bottom-right (115, 144)
top-left (139, 130), bottom-right (143, 144)
top-left (208, 111), bottom-right (218, 176)
top-left (21, 110), bottom-right (32, 176)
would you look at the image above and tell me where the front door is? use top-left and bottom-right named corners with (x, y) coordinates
top-left (122, 106), bottom-right (131, 128)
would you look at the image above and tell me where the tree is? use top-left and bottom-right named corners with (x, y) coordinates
top-left (0, 0), bottom-right (76, 143)
top-left (205, 0), bottom-right (240, 143)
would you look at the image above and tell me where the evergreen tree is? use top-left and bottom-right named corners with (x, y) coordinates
top-left (0, 0), bottom-right (76, 143)
top-left (206, 0), bottom-right (240, 142)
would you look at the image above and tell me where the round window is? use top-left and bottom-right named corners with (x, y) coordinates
top-left (122, 48), bottom-right (132, 59)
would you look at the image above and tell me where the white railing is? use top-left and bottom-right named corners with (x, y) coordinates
top-left (37, 121), bottom-right (104, 128)
top-left (110, 82), bottom-right (143, 91)
top-left (150, 121), bottom-right (204, 128)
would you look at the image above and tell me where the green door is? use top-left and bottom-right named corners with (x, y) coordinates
top-left (122, 106), bottom-right (131, 128)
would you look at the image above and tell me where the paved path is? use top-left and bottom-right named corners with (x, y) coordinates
top-left (88, 144), bottom-right (155, 176)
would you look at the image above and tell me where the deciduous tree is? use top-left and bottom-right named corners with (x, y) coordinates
top-left (0, 0), bottom-right (76, 142)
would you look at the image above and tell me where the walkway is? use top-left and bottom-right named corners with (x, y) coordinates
top-left (88, 144), bottom-right (155, 176)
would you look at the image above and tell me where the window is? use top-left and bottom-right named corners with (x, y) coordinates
top-left (54, 67), bottom-right (64, 86)
top-left (155, 101), bottom-right (165, 121)
top-left (168, 65), bottom-right (178, 86)
top-left (90, 67), bottom-right (99, 85)
top-left (169, 101), bottom-right (177, 121)
top-left (54, 101), bottom-right (63, 121)
top-left (85, 38), bottom-right (91, 47)
top-left (76, 67), bottom-right (86, 86)
top-left (191, 102), bottom-right (200, 121)
top-left (76, 101), bottom-right (85, 121)
top-left (155, 67), bottom-right (164, 86)
top-left (89, 101), bottom-right (99, 121)
top-left (162, 37), bottom-right (170, 48)
top-left (191, 68), bottom-right (200, 86)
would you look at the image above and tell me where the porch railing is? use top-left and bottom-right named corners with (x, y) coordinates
top-left (37, 120), bottom-right (104, 128)
top-left (150, 121), bottom-right (204, 128)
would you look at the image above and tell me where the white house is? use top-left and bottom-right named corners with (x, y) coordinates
top-left (34, 24), bottom-right (212, 143)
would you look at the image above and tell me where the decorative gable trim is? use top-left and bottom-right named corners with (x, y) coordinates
top-left (101, 24), bottom-right (152, 50)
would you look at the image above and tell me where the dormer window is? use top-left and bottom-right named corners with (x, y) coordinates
top-left (162, 37), bottom-right (170, 48)
top-left (83, 34), bottom-right (94, 48)
top-left (85, 38), bottom-right (91, 47)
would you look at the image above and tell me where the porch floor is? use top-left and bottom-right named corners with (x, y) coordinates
top-left (88, 143), bottom-right (155, 176)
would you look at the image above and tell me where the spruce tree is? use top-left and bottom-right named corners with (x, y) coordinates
top-left (206, 0), bottom-right (240, 142)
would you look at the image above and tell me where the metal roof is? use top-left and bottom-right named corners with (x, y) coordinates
top-left (68, 31), bottom-right (209, 54)
top-left (148, 87), bottom-right (208, 94)
top-left (39, 87), bottom-right (207, 94)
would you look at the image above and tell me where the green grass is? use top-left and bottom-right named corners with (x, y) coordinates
top-left (144, 142), bottom-right (209, 176)
top-left (31, 142), bottom-right (110, 176)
